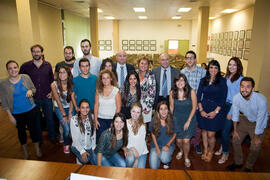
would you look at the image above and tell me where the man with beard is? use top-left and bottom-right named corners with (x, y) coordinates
top-left (55, 46), bottom-right (75, 74)
top-left (181, 50), bottom-right (206, 154)
top-left (227, 77), bottom-right (268, 172)
top-left (20, 44), bottom-right (56, 143)
top-left (73, 39), bottom-right (102, 78)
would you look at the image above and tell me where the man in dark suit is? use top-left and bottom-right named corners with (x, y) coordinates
top-left (152, 53), bottom-right (179, 107)
top-left (113, 50), bottom-right (135, 87)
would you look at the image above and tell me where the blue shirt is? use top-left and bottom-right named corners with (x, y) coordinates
top-left (232, 92), bottom-right (268, 135)
top-left (73, 74), bottom-right (97, 111)
top-left (12, 78), bottom-right (35, 114)
top-left (181, 66), bottom-right (206, 92)
top-left (226, 76), bottom-right (243, 115)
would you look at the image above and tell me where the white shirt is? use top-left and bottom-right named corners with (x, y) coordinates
top-left (116, 63), bottom-right (127, 86)
top-left (159, 66), bottom-right (171, 96)
top-left (73, 55), bottom-right (102, 78)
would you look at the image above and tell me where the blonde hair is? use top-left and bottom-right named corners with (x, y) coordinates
top-left (96, 69), bottom-right (118, 94)
top-left (130, 102), bottom-right (145, 135)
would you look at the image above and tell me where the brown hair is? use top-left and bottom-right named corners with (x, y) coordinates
top-left (172, 73), bottom-right (191, 99)
top-left (77, 99), bottom-right (95, 136)
top-left (130, 102), bottom-right (145, 135)
top-left (225, 57), bottom-right (243, 82)
top-left (30, 44), bottom-right (44, 53)
top-left (110, 113), bottom-right (128, 149)
top-left (137, 56), bottom-right (150, 65)
top-left (96, 69), bottom-right (118, 94)
top-left (56, 65), bottom-right (73, 102)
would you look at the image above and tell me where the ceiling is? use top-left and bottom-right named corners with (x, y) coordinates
top-left (39, 0), bottom-right (255, 20)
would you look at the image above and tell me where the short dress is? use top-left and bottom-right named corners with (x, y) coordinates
top-left (173, 95), bottom-right (196, 139)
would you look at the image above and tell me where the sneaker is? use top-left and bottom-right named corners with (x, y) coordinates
top-left (59, 137), bottom-right (64, 143)
top-left (163, 164), bottom-right (169, 169)
top-left (64, 145), bottom-right (70, 154)
top-left (176, 151), bottom-right (183, 160)
top-left (195, 145), bottom-right (202, 154)
top-left (227, 163), bottom-right (243, 171)
top-left (184, 158), bottom-right (191, 168)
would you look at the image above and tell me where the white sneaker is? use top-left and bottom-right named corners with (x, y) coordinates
top-left (176, 151), bottom-right (183, 160)
top-left (163, 164), bottom-right (169, 169)
top-left (185, 158), bottom-right (191, 167)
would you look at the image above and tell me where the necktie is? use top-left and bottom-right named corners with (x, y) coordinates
top-left (162, 69), bottom-right (167, 97)
top-left (120, 66), bottom-right (125, 86)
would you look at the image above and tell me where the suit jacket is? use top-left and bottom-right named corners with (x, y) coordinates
top-left (113, 63), bottom-right (135, 82)
top-left (152, 66), bottom-right (180, 104)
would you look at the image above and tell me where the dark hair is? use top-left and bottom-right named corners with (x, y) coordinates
top-left (110, 113), bottom-right (128, 149)
top-left (203, 60), bottom-right (222, 86)
top-left (172, 73), bottom-right (191, 99)
top-left (185, 50), bottom-right (197, 59)
top-left (138, 56), bottom-right (150, 65)
top-left (31, 44), bottom-right (44, 53)
top-left (79, 58), bottom-right (90, 67)
top-left (64, 46), bottom-right (74, 54)
top-left (100, 58), bottom-right (114, 70)
top-left (77, 99), bottom-right (95, 136)
top-left (241, 77), bottom-right (255, 88)
top-left (6, 60), bottom-right (19, 70)
top-left (225, 57), bottom-right (243, 82)
top-left (152, 101), bottom-right (174, 136)
top-left (122, 71), bottom-right (141, 106)
top-left (56, 65), bottom-right (73, 102)
top-left (81, 39), bottom-right (91, 47)
top-left (201, 63), bottom-right (207, 69)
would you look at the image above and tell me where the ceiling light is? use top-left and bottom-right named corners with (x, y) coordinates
top-left (98, 8), bottom-right (103, 13)
top-left (104, 16), bottom-right (115, 20)
top-left (133, 7), bottom-right (145, 12)
top-left (172, 16), bottom-right (181, 19)
top-left (222, 9), bottom-right (237, 13)
top-left (209, 17), bottom-right (216, 20)
top-left (138, 16), bottom-right (147, 19)
top-left (178, 8), bottom-right (191, 12)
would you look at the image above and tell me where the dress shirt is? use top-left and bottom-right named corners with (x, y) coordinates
top-left (72, 55), bottom-right (102, 77)
top-left (116, 63), bottom-right (127, 85)
top-left (159, 66), bottom-right (171, 96)
top-left (181, 66), bottom-right (206, 92)
top-left (226, 76), bottom-right (243, 115)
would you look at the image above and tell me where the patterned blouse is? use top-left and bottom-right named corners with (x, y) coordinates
top-left (120, 87), bottom-right (139, 108)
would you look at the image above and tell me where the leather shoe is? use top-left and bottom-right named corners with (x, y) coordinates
top-left (244, 168), bottom-right (252, 172)
top-left (227, 163), bottom-right (243, 171)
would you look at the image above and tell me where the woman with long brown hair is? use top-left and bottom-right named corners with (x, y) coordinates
top-left (149, 101), bottom-right (176, 169)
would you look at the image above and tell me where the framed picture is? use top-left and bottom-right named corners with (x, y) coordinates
top-left (129, 45), bottom-right (135, 51)
top-left (150, 46), bottom-right (156, 51)
top-left (246, 29), bottom-right (252, 40)
top-left (239, 30), bottom-right (245, 40)
top-left (99, 46), bottom-right (105, 51)
top-left (224, 32), bottom-right (228, 40)
top-left (227, 40), bottom-right (232, 49)
top-left (238, 40), bottom-right (244, 49)
top-left (233, 40), bottom-right (238, 49)
top-left (143, 40), bottom-right (149, 45)
top-left (129, 40), bottom-right (135, 45)
top-left (245, 40), bottom-right (251, 49)
top-left (122, 45), bottom-right (128, 51)
top-left (232, 49), bottom-right (237, 57)
top-left (229, 31), bottom-right (233, 40)
top-left (234, 31), bottom-right (239, 40)
top-left (105, 40), bottom-right (112, 45)
top-left (136, 46), bottom-right (142, 51)
top-left (243, 50), bottom-right (249, 60)
top-left (105, 46), bottom-right (112, 51)
top-left (143, 46), bottom-right (149, 51)
top-left (227, 49), bottom-right (232, 56)
top-left (237, 49), bottom-right (243, 59)
top-left (99, 40), bottom-right (105, 45)
top-left (150, 40), bottom-right (156, 45)
top-left (136, 40), bottom-right (142, 45)
top-left (122, 40), bottom-right (128, 45)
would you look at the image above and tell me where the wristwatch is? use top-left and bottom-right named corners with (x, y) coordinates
top-left (215, 110), bottom-right (219, 114)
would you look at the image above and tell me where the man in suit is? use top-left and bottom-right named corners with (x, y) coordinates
top-left (113, 50), bottom-right (135, 87)
top-left (152, 53), bottom-right (179, 107)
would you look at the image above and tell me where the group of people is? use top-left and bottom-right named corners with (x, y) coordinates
top-left (0, 39), bottom-right (268, 172)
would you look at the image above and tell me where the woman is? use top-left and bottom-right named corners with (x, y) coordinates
top-left (70, 99), bottom-right (96, 164)
top-left (169, 73), bottom-right (197, 167)
top-left (215, 57), bottom-right (243, 164)
top-left (123, 102), bottom-right (148, 168)
top-left (197, 60), bottom-right (228, 162)
top-left (51, 65), bottom-right (74, 154)
top-left (100, 58), bottom-right (118, 79)
top-left (120, 71), bottom-right (141, 119)
top-left (149, 101), bottom-right (176, 169)
top-left (94, 113), bottom-right (128, 167)
top-left (0, 60), bottom-right (41, 159)
top-left (94, 69), bottom-right (121, 141)
top-left (137, 57), bottom-right (156, 123)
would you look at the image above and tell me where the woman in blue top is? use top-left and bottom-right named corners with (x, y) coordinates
top-left (197, 60), bottom-right (228, 162)
top-left (0, 60), bottom-right (41, 159)
top-left (215, 57), bottom-right (243, 164)
top-left (149, 101), bottom-right (176, 169)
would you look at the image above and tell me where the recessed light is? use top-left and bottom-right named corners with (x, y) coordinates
top-left (98, 8), bottom-right (103, 13)
top-left (172, 16), bottom-right (181, 19)
top-left (178, 8), bottom-right (191, 12)
top-left (104, 16), bottom-right (115, 20)
top-left (209, 17), bottom-right (216, 20)
top-left (221, 9), bottom-right (237, 13)
top-left (133, 7), bottom-right (145, 12)
top-left (138, 16), bottom-right (147, 19)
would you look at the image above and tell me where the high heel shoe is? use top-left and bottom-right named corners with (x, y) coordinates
top-left (201, 149), bottom-right (208, 160)
top-left (204, 151), bottom-right (214, 162)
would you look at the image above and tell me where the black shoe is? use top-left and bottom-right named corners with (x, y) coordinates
top-left (227, 163), bottom-right (243, 171)
top-left (244, 168), bottom-right (252, 172)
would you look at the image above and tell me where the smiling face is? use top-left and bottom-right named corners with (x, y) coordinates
top-left (209, 65), bottom-right (219, 78)
top-left (159, 104), bottom-right (169, 120)
top-left (176, 77), bottom-right (186, 90)
top-left (129, 74), bottom-right (137, 88)
top-left (101, 73), bottom-right (112, 86)
top-left (116, 51), bottom-right (127, 65)
top-left (7, 62), bottom-right (19, 78)
top-left (130, 105), bottom-right (142, 121)
top-left (159, 54), bottom-right (170, 69)
top-left (64, 48), bottom-right (74, 62)
top-left (240, 80), bottom-right (254, 99)
top-left (114, 117), bottom-right (125, 131)
top-left (31, 47), bottom-right (43, 61)
top-left (228, 59), bottom-right (237, 75)
top-left (79, 102), bottom-right (90, 116)
top-left (58, 68), bottom-right (68, 81)
top-left (184, 53), bottom-right (196, 68)
top-left (139, 59), bottom-right (149, 73)
top-left (104, 62), bottom-right (113, 71)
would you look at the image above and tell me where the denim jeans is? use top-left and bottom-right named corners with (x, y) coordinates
top-left (125, 149), bottom-right (147, 168)
top-left (149, 146), bottom-right (174, 169)
top-left (220, 102), bottom-right (232, 154)
top-left (96, 118), bottom-right (112, 143)
top-left (71, 146), bottom-right (96, 165)
top-left (54, 106), bottom-right (75, 145)
top-left (92, 152), bottom-right (126, 167)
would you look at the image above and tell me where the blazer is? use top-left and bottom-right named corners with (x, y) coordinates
top-left (113, 63), bottom-right (135, 82)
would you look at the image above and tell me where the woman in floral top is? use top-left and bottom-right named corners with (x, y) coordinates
top-left (137, 57), bottom-right (156, 123)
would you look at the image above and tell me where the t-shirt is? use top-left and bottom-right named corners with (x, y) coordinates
top-left (55, 61), bottom-right (74, 73)
top-left (53, 81), bottom-right (70, 108)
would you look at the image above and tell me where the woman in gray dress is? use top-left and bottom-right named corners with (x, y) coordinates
top-left (169, 73), bottom-right (197, 167)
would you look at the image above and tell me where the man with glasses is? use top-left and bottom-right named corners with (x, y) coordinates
top-left (181, 50), bottom-right (206, 154)
top-left (55, 46), bottom-right (76, 74)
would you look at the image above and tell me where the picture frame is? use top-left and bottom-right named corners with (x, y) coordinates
top-left (245, 40), bottom-right (251, 49)
top-left (129, 45), bottom-right (135, 51)
top-left (234, 31), bottom-right (239, 40)
top-left (136, 40), bottom-right (142, 45)
top-left (150, 46), bottom-right (156, 51)
top-left (129, 40), bottom-right (135, 45)
top-left (99, 40), bottom-right (105, 45)
top-left (143, 46), bottom-right (149, 51)
top-left (105, 46), bottom-right (112, 51)
top-left (229, 31), bottom-right (233, 40)
top-left (143, 40), bottom-right (149, 45)
top-left (224, 32), bottom-right (228, 40)
top-left (232, 49), bottom-right (237, 57)
top-left (122, 40), bottom-right (128, 45)
top-left (105, 40), bottom-right (112, 45)
top-left (227, 40), bottom-right (232, 49)
top-left (246, 29), bottom-right (252, 40)
top-left (99, 46), bottom-right (105, 51)
top-left (136, 45), bottom-right (142, 51)
top-left (233, 40), bottom-right (238, 50)
top-left (239, 30), bottom-right (245, 40)
top-left (227, 49), bottom-right (232, 56)
top-left (150, 40), bottom-right (156, 45)
top-left (243, 50), bottom-right (249, 60)
top-left (238, 40), bottom-right (244, 49)
top-left (237, 49), bottom-right (243, 59)
top-left (122, 45), bottom-right (128, 51)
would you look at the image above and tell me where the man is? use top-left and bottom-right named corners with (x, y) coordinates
top-left (20, 44), bottom-right (56, 142)
top-left (73, 39), bottom-right (102, 77)
top-left (152, 53), bottom-right (179, 106)
top-left (72, 58), bottom-right (97, 113)
top-left (55, 46), bottom-right (75, 74)
top-left (227, 77), bottom-right (268, 172)
top-left (113, 50), bottom-right (135, 87)
top-left (181, 50), bottom-right (206, 154)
